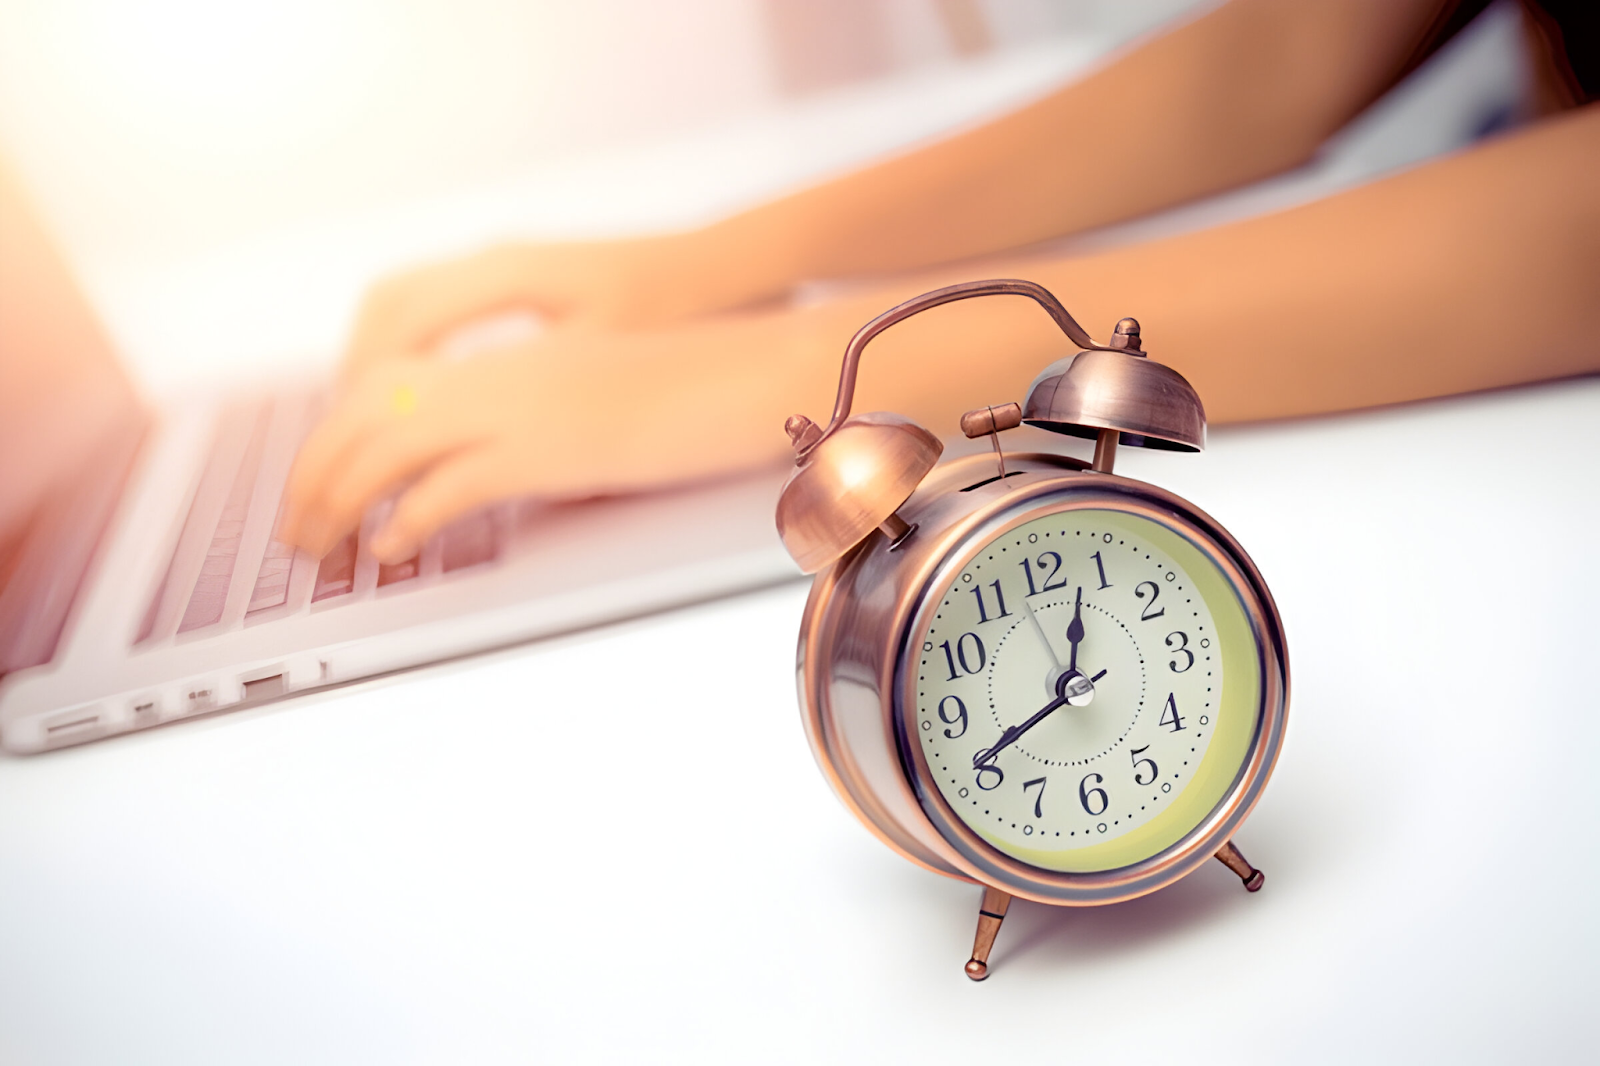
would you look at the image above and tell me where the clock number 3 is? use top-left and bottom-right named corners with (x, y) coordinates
top-left (1165, 631), bottom-right (1194, 672)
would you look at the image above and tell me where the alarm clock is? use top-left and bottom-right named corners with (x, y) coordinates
top-left (775, 279), bottom-right (1288, 980)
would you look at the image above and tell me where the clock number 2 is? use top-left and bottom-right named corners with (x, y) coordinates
top-left (940, 633), bottom-right (986, 680)
top-left (1134, 580), bottom-right (1165, 620)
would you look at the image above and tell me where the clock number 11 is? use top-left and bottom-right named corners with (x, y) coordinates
top-left (969, 580), bottom-right (1011, 623)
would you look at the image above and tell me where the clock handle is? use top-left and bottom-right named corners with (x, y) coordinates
top-left (964, 884), bottom-right (1014, 981)
top-left (797, 278), bottom-right (1119, 460)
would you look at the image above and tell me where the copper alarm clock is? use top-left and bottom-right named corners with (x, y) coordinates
top-left (775, 279), bottom-right (1288, 980)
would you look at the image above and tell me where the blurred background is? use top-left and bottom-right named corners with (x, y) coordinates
top-left (0, 0), bottom-right (1529, 394)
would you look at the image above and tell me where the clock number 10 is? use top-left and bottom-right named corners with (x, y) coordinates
top-left (940, 633), bottom-right (986, 680)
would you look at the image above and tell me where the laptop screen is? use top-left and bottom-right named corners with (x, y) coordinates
top-left (0, 156), bottom-right (146, 673)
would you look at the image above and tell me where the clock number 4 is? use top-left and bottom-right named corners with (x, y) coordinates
top-left (969, 580), bottom-right (1011, 624)
top-left (1018, 552), bottom-right (1068, 597)
top-left (1160, 692), bottom-right (1186, 732)
top-left (940, 633), bottom-right (986, 680)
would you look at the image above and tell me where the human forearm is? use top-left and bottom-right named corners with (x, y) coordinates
top-left (692, 0), bottom-right (1448, 311)
top-left (774, 105), bottom-right (1600, 437)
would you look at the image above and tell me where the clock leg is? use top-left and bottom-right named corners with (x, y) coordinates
top-left (964, 885), bottom-right (1013, 981)
top-left (1215, 840), bottom-right (1265, 891)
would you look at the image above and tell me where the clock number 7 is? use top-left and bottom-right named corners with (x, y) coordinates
top-left (1022, 776), bottom-right (1047, 818)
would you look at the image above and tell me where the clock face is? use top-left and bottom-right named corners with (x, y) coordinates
top-left (908, 506), bottom-right (1262, 873)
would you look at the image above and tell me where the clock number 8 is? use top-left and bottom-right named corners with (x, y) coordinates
top-left (975, 762), bottom-right (1004, 791)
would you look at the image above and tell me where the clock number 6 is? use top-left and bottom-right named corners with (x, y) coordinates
top-left (1130, 745), bottom-right (1159, 786)
top-left (937, 695), bottom-right (968, 739)
top-left (1078, 772), bottom-right (1108, 816)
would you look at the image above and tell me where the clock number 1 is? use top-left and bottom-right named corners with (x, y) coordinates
top-left (970, 580), bottom-right (1011, 623)
top-left (1089, 551), bottom-right (1112, 589)
top-left (941, 633), bottom-right (987, 680)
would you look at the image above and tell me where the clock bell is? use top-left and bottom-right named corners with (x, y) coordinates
top-left (775, 279), bottom-right (1208, 571)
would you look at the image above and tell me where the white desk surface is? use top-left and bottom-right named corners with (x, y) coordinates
top-left (2, 377), bottom-right (1596, 1064)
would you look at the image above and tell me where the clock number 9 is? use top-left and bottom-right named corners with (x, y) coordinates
top-left (937, 695), bottom-right (968, 739)
top-left (1165, 631), bottom-right (1194, 672)
top-left (1078, 772), bottom-right (1108, 816)
top-left (940, 633), bottom-right (986, 681)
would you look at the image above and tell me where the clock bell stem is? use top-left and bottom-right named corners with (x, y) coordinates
top-left (1092, 428), bottom-right (1118, 474)
top-left (1214, 839), bottom-right (1265, 891)
top-left (964, 885), bottom-right (1013, 981)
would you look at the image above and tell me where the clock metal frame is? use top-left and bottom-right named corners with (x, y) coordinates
top-left (796, 451), bottom-right (1289, 907)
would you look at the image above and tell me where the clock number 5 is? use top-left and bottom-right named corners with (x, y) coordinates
top-left (1022, 776), bottom-right (1047, 818)
top-left (1078, 772), bottom-right (1108, 816)
top-left (940, 633), bottom-right (986, 680)
top-left (1130, 745), bottom-right (1159, 786)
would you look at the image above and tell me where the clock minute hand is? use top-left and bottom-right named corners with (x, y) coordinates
top-left (973, 692), bottom-right (1068, 769)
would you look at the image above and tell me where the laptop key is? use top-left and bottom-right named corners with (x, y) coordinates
top-left (311, 532), bottom-right (357, 602)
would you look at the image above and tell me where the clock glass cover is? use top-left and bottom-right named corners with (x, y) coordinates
top-left (909, 506), bottom-right (1262, 873)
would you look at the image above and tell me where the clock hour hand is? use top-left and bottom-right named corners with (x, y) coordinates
top-left (1065, 586), bottom-right (1085, 673)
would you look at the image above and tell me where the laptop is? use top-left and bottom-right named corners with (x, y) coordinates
top-left (0, 160), bottom-right (798, 754)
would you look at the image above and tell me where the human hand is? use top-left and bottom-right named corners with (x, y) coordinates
top-left (341, 232), bottom-right (765, 383)
top-left (277, 315), bottom-right (803, 564)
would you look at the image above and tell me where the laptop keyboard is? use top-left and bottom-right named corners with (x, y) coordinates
top-left (135, 395), bottom-right (508, 647)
